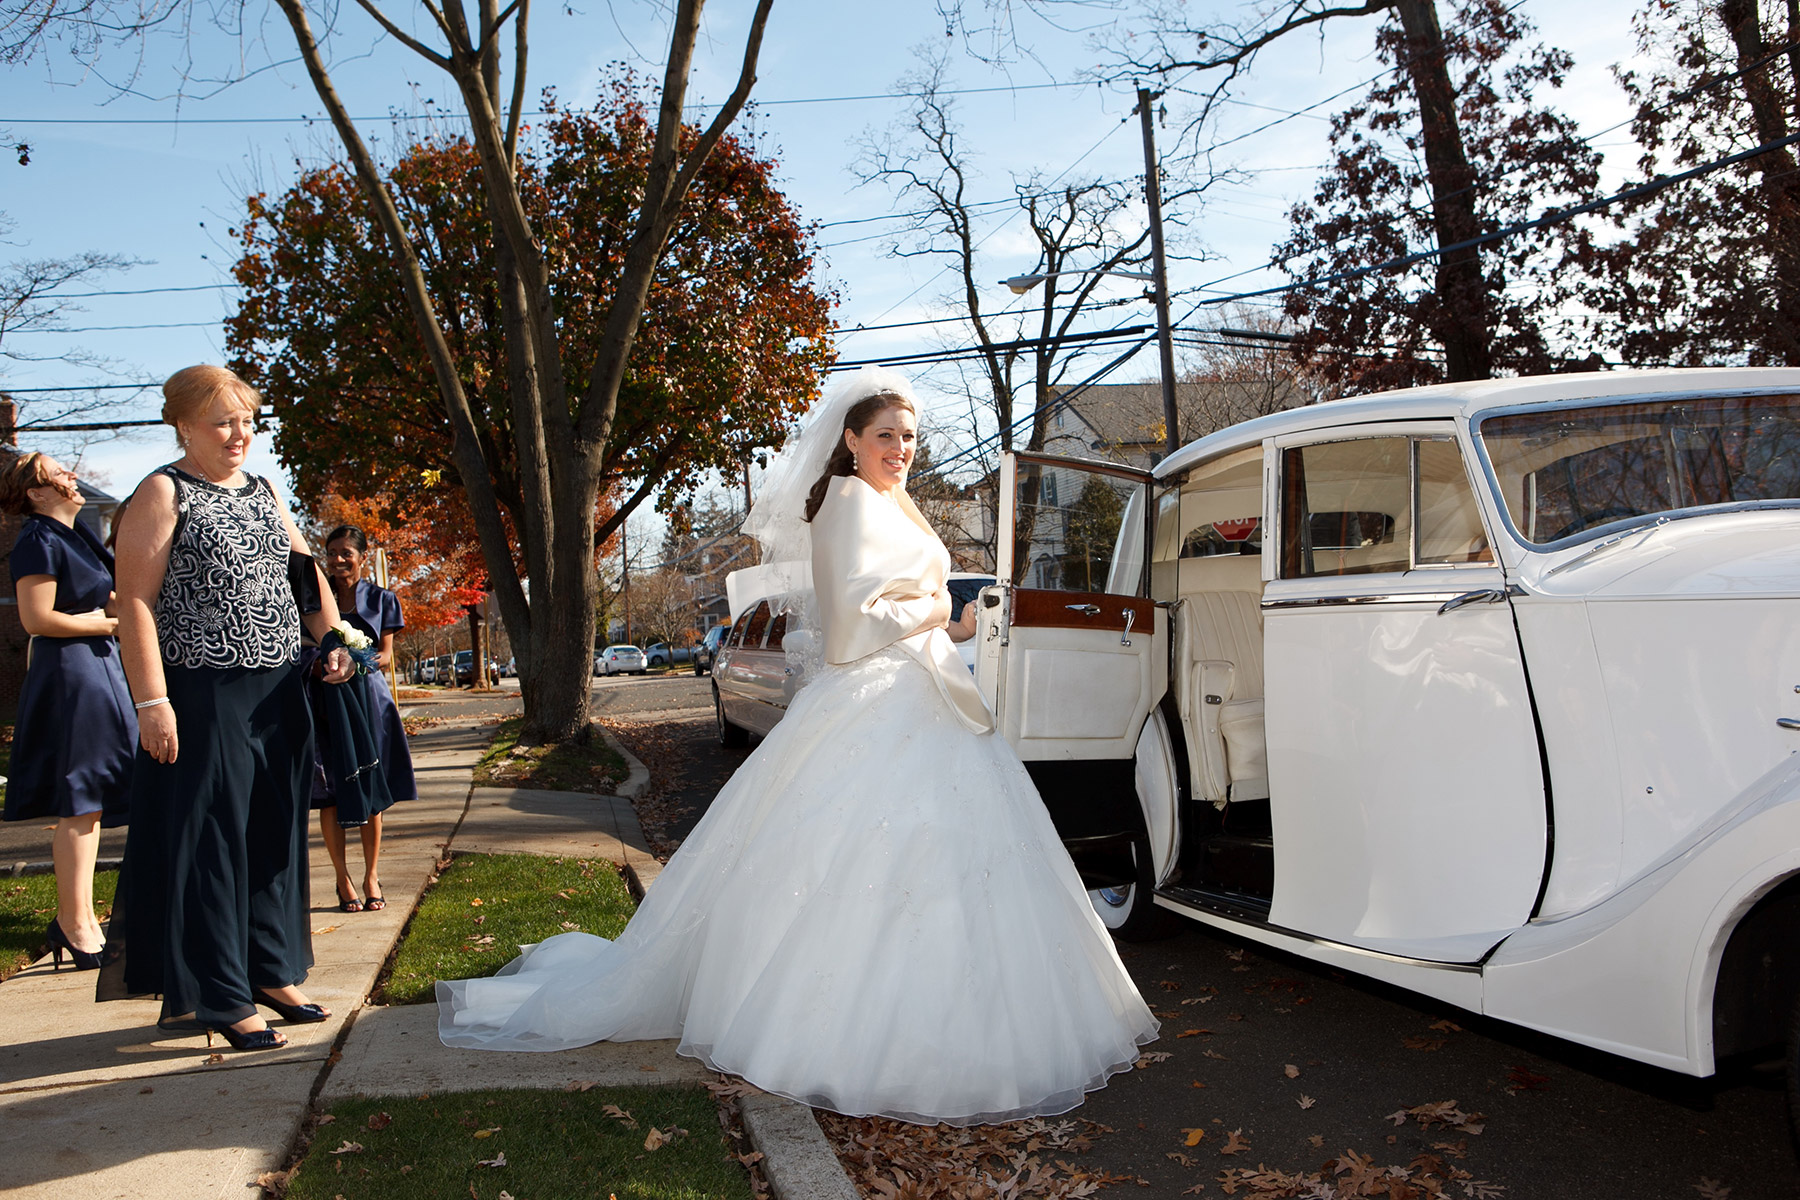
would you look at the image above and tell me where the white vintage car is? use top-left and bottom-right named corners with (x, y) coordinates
top-left (966, 369), bottom-right (1800, 1101)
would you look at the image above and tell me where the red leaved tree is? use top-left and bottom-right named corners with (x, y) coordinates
top-left (227, 91), bottom-right (833, 735)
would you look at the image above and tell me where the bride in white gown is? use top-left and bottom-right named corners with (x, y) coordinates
top-left (437, 367), bottom-right (1158, 1126)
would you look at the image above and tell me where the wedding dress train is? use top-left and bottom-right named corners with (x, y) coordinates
top-left (437, 645), bottom-right (1159, 1125)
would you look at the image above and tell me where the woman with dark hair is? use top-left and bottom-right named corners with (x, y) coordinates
top-left (1, 452), bottom-right (135, 969)
top-left (439, 367), bottom-right (1156, 1126)
top-left (311, 523), bottom-right (415, 913)
top-left (114, 364), bottom-right (353, 1051)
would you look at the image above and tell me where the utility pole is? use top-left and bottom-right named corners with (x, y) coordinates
top-left (620, 519), bottom-right (632, 644)
top-left (1136, 86), bottom-right (1182, 459)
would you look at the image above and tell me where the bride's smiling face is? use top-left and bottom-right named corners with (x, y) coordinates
top-left (845, 404), bottom-right (917, 493)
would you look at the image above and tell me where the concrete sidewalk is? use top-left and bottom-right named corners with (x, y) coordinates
top-left (0, 717), bottom-right (854, 1200)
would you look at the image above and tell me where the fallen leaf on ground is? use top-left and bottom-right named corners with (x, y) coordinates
top-left (644, 1127), bottom-right (669, 1151)
top-left (1136, 1050), bottom-right (1174, 1067)
top-left (1220, 1129), bottom-right (1250, 1155)
top-left (1429, 1019), bottom-right (1463, 1033)
top-left (1183, 1128), bottom-right (1207, 1147)
top-left (475, 1151), bottom-right (506, 1168)
top-left (366, 1111), bottom-right (392, 1131)
top-left (1159, 980), bottom-right (1183, 991)
top-left (565, 1080), bottom-right (599, 1092)
top-left (316, 1114), bottom-right (335, 1124)
top-left (328, 1141), bottom-right (363, 1155)
top-left (1403, 1035), bottom-right (1448, 1052)
top-left (1308, 1134), bottom-right (1325, 1148)
top-left (1505, 1065), bottom-right (1551, 1093)
top-left (1167, 1151), bottom-right (1199, 1167)
top-left (1177, 1029), bottom-right (1213, 1038)
top-left (1283, 1064), bottom-right (1300, 1079)
top-left (601, 1104), bottom-right (638, 1129)
top-left (1298, 1095), bottom-right (1316, 1109)
top-left (1694, 1180), bottom-right (1731, 1199)
top-left (1389, 1101), bottom-right (1486, 1134)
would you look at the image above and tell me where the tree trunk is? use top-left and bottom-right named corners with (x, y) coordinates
top-left (1721, 0), bottom-right (1800, 362)
top-left (1392, 0), bottom-right (1493, 381)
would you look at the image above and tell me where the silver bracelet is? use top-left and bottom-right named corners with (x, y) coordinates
top-left (134, 696), bottom-right (171, 710)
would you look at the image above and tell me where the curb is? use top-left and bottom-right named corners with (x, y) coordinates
top-left (597, 724), bottom-right (652, 800)
top-left (739, 1093), bottom-right (860, 1200)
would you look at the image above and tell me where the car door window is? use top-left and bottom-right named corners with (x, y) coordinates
top-left (1011, 460), bottom-right (1147, 596)
top-left (765, 612), bottom-right (786, 651)
top-left (741, 601), bottom-right (772, 648)
top-left (1279, 435), bottom-right (1490, 577)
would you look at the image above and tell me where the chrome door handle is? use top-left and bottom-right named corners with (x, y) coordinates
top-left (1437, 588), bottom-right (1508, 615)
top-left (1779, 717), bottom-right (1800, 731)
top-left (1121, 607), bottom-right (1134, 647)
top-left (1065, 603), bottom-right (1101, 615)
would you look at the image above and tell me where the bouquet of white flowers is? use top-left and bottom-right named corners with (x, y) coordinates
top-left (328, 622), bottom-right (380, 675)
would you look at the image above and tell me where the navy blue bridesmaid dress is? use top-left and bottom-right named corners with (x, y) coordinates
top-left (5, 514), bottom-right (135, 826)
top-left (329, 579), bottom-right (416, 810)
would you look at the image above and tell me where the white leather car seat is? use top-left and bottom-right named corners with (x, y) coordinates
top-left (1174, 554), bottom-right (1270, 808)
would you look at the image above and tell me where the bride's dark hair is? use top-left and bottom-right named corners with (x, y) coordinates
top-left (802, 392), bottom-right (915, 522)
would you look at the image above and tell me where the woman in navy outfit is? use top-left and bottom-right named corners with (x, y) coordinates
top-left (314, 524), bottom-right (415, 912)
top-left (114, 365), bottom-right (354, 1051)
top-left (1, 452), bottom-right (136, 969)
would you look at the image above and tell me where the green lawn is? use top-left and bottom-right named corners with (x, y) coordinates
top-left (474, 716), bottom-right (630, 792)
top-left (285, 1085), bottom-right (754, 1200)
top-left (378, 852), bottom-right (635, 1005)
top-left (0, 869), bottom-right (116, 980)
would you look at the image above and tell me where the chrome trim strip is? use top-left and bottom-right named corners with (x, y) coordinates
top-left (1263, 592), bottom-right (1467, 611)
top-left (1153, 890), bottom-right (1485, 971)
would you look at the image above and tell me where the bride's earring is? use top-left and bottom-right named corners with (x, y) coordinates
top-left (852, 453), bottom-right (859, 472)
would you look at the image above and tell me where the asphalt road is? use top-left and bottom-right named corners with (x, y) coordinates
top-left (622, 672), bottom-right (1798, 1199)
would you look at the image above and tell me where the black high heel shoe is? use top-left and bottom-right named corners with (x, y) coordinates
top-left (203, 1020), bottom-right (286, 1051)
top-left (250, 988), bottom-right (330, 1024)
top-left (45, 919), bottom-right (104, 971)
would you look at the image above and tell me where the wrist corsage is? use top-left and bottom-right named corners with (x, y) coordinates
top-left (325, 622), bottom-right (379, 675)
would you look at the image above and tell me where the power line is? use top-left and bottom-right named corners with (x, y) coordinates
top-left (9, 320), bottom-right (220, 334)
top-left (2, 80), bottom-right (1096, 129)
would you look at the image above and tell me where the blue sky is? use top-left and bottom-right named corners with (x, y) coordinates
top-left (1, 0), bottom-right (1640, 514)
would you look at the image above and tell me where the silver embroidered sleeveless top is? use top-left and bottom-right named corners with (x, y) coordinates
top-left (154, 466), bottom-right (301, 669)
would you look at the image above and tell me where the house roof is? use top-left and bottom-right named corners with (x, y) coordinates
top-left (1051, 379), bottom-right (1310, 461)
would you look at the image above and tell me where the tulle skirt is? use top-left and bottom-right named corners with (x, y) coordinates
top-left (437, 648), bottom-right (1159, 1125)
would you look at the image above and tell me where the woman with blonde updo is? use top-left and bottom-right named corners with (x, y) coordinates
top-left (113, 365), bottom-right (354, 1051)
top-left (1, 451), bottom-right (135, 970)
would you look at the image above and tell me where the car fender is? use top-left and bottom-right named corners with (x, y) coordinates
top-left (1483, 752), bottom-right (1800, 1075)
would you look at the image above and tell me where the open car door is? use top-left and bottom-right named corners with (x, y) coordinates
top-left (972, 451), bottom-right (1175, 936)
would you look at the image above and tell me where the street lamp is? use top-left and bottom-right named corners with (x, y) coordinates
top-left (998, 268), bottom-right (1154, 295)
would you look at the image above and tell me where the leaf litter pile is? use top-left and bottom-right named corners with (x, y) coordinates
top-left (816, 1111), bottom-right (1137, 1199)
top-left (600, 712), bottom-right (721, 854)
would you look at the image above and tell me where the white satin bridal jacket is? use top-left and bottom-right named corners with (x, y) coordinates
top-left (809, 475), bottom-right (994, 735)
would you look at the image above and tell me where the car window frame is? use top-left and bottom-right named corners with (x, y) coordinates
top-left (1272, 426), bottom-right (1495, 581)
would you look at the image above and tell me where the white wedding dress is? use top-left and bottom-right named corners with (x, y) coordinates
top-left (438, 474), bottom-right (1159, 1126)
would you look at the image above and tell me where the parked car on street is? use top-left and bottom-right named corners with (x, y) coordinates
top-left (452, 649), bottom-right (475, 685)
top-left (644, 641), bottom-right (679, 668)
top-left (596, 644), bottom-right (648, 676)
top-left (722, 368), bottom-right (1800, 1116)
top-left (693, 623), bottom-right (729, 676)
top-left (711, 600), bottom-right (792, 747)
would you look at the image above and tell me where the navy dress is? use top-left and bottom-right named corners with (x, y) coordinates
top-left (5, 514), bottom-right (135, 826)
top-left (119, 467), bottom-right (314, 1026)
top-left (316, 579), bottom-right (416, 812)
